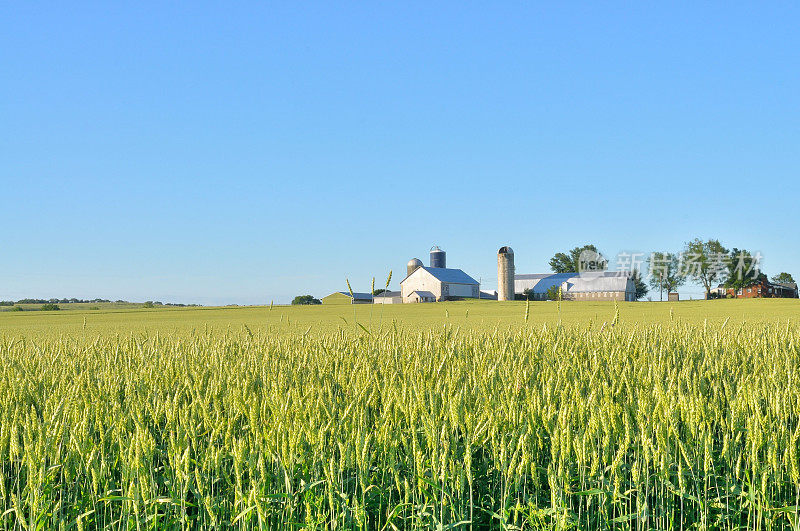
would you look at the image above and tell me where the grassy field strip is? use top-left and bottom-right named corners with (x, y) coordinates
top-left (1, 299), bottom-right (798, 336)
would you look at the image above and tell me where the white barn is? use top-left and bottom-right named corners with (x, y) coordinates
top-left (515, 272), bottom-right (637, 301)
top-left (400, 267), bottom-right (480, 302)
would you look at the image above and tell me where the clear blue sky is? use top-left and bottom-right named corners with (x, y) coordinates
top-left (2, 3), bottom-right (798, 304)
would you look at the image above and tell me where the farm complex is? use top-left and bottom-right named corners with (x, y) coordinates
top-left (322, 243), bottom-right (798, 305)
top-left (325, 245), bottom-right (639, 303)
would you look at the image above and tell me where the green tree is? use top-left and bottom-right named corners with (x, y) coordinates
top-left (522, 288), bottom-right (536, 301)
top-left (682, 238), bottom-right (729, 298)
top-left (723, 248), bottom-right (766, 291)
top-left (630, 269), bottom-right (648, 300)
top-left (772, 272), bottom-right (795, 285)
top-left (549, 244), bottom-right (607, 274)
top-left (291, 295), bottom-right (322, 305)
top-left (647, 252), bottom-right (685, 300)
top-left (142, 301), bottom-right (155, 308)
top-left (40, 304), bottom-right (60, 311)
top-left (545, 285), bottom-right (563, 301)
top-left (372, 289), bottom-right (387, 296)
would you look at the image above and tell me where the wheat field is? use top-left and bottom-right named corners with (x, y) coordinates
top-left (1, 300), bottom-right (799, 529)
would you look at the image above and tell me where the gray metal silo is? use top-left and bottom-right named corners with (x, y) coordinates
top-left (498, 246), bottom-right (515, 301)
top-left (407, 258), bottom-right (423, 277)
top-left (430, 246), bottom-right (446, 268)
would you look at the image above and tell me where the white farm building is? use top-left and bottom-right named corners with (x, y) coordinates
top-left (398, 247), bottom-right (480, 303)
top-left (514, 272), bottom-right (637, 301)
top-left (401, 266), bottom-right (480, 302)
top-left (373, 291), bottom-right (402, 304)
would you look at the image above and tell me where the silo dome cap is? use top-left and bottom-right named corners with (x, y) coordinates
top-left (499, 246), bottom-right (514, 254)
top-left (407, 258), bottom-right (423, 266)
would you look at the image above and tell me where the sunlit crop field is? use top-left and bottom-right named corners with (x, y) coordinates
top-left (2, 298), bottom-right (799, 336)
top-left (1, 299), bottom-right (799, 529)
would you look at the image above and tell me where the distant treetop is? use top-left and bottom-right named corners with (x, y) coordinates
top-left (549, 244), bottom-right (607, 274)
top-left (772, 272), bottom-right (796, 285)
top-left (292, 295), bottom-right (322, 305)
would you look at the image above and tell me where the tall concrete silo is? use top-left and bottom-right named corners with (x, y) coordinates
top-left (430, 246), bottom-right (446, 268)
top-left (498, 246), bottom-right (515, 301)
top-left (407, 258), bottom-right (423, 277)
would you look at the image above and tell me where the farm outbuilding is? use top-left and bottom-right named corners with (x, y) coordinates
top-left (718, 280), bottom-right (799, 299)
top-left (407, 290), bottom-right (437, 303)
top-left (515, 272), bottom-right (636, 301)
top-left (373, 291), bottom-right (402, 304)
top-left (322, 292), bottom-right (374, 305)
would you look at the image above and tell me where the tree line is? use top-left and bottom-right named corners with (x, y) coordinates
top-left (549, 240), bottom-right (795, 300)
top-left (0, 298), bottom-right (115, 306)
top-left (1, 299), bottom-right (199, 308)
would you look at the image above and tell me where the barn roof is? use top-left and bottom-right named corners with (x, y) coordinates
top-left (409, 290), bottom-right (436, 298)
top-left (401, 266), bottom-right (478, 285)
top-left (337, 291), bottom-right (374, 300)
top-left (374, 291), bottom-right (401, 298)
top-left (515, 273), bottom-right (574, 280)
top-left (515, 271), bottom-right (622, 280)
